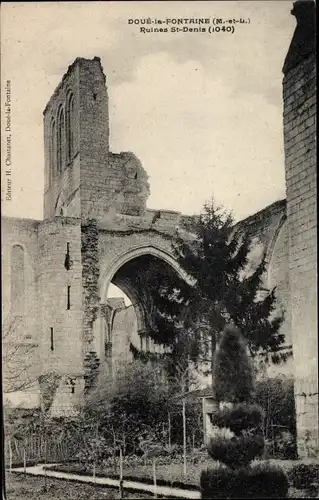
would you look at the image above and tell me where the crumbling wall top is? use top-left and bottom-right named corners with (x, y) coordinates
top-left (43, 56), bottom-right (106, 115)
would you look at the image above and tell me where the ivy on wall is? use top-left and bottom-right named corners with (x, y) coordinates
top-left (38, 372), bottom-right (62, 413)
top-left (81, 219), bottom-right (100, 392)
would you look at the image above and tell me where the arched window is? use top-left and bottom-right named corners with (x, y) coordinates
top-left (11, 245), bottom-right (25, 316)
top-left (66, 92), bottom-right (75, 162)
top-left (57, 106), bottom-right (65, 173)
top-left (49, 118), bottom-right (56, 183)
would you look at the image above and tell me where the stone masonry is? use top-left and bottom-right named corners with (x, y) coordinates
top-left (282, 0), bottom-right (317, 457)
top-left (2, 3), bottom-right (317, 455)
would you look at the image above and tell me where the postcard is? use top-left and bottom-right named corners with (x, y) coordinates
top-left (1, 1), bottom-right (317, 498)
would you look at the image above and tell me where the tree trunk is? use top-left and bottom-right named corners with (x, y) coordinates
top-left (168, 412), bottom-right (171, 450)
top-left (112, 426), bottom-right (117, 473)
top-left (182, 399), bottom-right (187, 476)
top-left (44, 430), bottom-right (47, 492)
top-left (210, 329), bottom-right (217, 383)
top-left (9, 438), bottom-right (12, 472)
top-left (119, 448), bottom-right (123, 499)
top-left (153, 458), bottom-right (157, 498)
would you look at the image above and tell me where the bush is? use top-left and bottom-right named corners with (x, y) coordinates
top-left (76, 436), bottom-right (113, 464)
top-left (213, 325), bottom-right (255, 403)
top-left (211, 403), bottom-right (264, 435)
top-left (201, 465), bottom-right (239, 499)
top-left (207, 434), bottom-right (264, 468)
top-left (247, 461), bottom-right (289, 498)
top-left (274, 431), bottom-right (297, 460)
top-left (200, 461), bottom-right (289, 499)
top-left (288, 463), bottom-right (319, 490)
top-left (201, 325), bottom-right (288, 498)
top-left (255, 375), bottom-right (297, 459)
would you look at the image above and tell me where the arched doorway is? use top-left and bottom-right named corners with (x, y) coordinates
top-left (97, 246), bottom-right (190, 376)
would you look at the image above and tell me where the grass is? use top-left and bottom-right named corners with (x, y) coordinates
top-left (47, 458), bottom-right (313, 488)
top-left (46, 460), bottom-right (204, 489)
top-left (48, 458), bottom-right (319, 498)
top-left (4, 472), bottom-right (157, 500)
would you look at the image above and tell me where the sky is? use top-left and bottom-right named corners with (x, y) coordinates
top-left (1, 1), bottom-right (296, 223)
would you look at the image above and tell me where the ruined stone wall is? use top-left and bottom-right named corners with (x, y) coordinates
top-left (235, 200), bottom-right (292, 375)
top-left (111, 305), bottom-right (138, 372)
top-left (1, 217), bottom-right (41, 400)
top-left (79, 151), bottom-right (150, 221)
top-left (235, 199), bottom-right (286, 250)
top-left (81, 219), bottom-right (101, 392)
top-left (43, 60), bottom-right (81, 219)
top-left (1, 217), bottom-right (39, 338)
top-left (43, 57), bottom-right (150, 221)
top-left (107, 152), bottom-right (150, 217)
top-left (98, 227), bottom-right (185, 302)
top-left (2, 214), bottom-right (86, 412)
top-left (78, 58), bottom-right (110, 222)
top-left (37, 217), bottom-right (84, 409)
top-left (267, 219), bottom-right (294, 377)
top-left (282, 0), bottom-right (317, 456)
top-left (44, 155), bottom-right (81, 219)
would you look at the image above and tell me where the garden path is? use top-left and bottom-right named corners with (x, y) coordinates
top-left (10, 464), bottom-right (201, 499)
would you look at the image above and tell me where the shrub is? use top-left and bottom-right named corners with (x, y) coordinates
top-left (213, 325), bottom-right (255, 403)
top-left (255, 376), bottom-right (297, 459)
top-left (76, 436), bottom-right (113, 465)
top-left (200, 462), bottom-right (289, 499)
top-left (288, 463), bottom-right (319, 490)
top-left (274, 431), bottom-right (297, 460)
top-left (211, 403), bottom-right (264, 435)
top-left (247, 461), bottom-right (289, 498)
top-left (201, 325), bottom-right (288, 498)
top-left (207, 434), bottom-right (264, 468)
top-left (255, 376), bottom-right (296, 435)
top-left (201, 465), bottom-right (238, 499)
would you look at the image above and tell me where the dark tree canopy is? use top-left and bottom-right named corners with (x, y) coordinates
top-left (131, 198), bottom-right (289, 377)
top-left (213, 324), bottom-right (255, 404)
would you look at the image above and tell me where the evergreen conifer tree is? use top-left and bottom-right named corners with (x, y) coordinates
top-left (131, 199), bottom-right (289, 379)
top-left (200, 324), bottom-right (289, 499)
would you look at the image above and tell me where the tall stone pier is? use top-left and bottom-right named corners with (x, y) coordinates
top-left (282, 0), bottom-right (317, 457)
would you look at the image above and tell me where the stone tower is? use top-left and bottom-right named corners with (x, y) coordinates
top-left (282, 0), bottom-right (317, 457)
top-left (43, 56), bottom-right (149, 221)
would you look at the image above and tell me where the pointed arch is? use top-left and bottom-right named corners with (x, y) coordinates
top-left (100, 245), bottom-right (193, 304)
top-left (57, 105), bottom-right (66, 173)
top-left (49, 117), bottom-right (56, 183)
top-left (66, 91), bottom-right (75, 162)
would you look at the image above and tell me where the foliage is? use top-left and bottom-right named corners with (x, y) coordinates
top-left (207, 434), bottom-right (265, 468)
top-left (131, 198), bottom-right (288, 379)
top-left (80, 358), bottom-right (205, 463)
top-left (244, 461), bottom-right (289, 498)
top-left (2, 314), bottom-right (39, 393)
top-left (202, 325), bottom-right (288, 498)
top-left (255, 376), bottom-right (296, 435)
top-left (288, 463), bottom-right (319, 490)
top-left (300, 430), bottom-right (319, 459)
top-left (76, 435), bottom-right (113, 465)
top-left (82, 360), bottom-right (171, 456)
top-left (207, 325), bottom-right (264, 469)
top-left (255, 376), bottom-right (297, 459)
top-left (201, 464), bottom-right (237, 499)
top-left (47, 458), bottom-right (319, 496)
top-left (265, 431), bottom-right (297, 461)
top-left (38, 372), bottom-right (62, 413)
top-left (201, 462), bottom-right (289, 499)
top-left (213, 324), bottom-right (255, 403)
top-left (174, 199), bottom-right (287, 366)
top-left (6, 473), bottom-right (150, 500)
top-left (211, 404), bottom-right (264, 436)
top-left (4, 407), bottom-right (41, 440)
